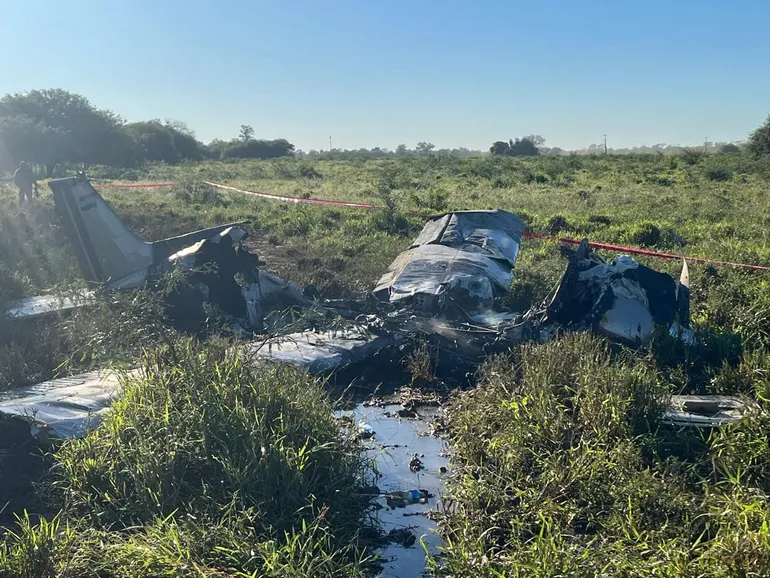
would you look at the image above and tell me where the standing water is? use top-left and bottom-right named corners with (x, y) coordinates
top-left (345, 402), bottom-right (449, 578)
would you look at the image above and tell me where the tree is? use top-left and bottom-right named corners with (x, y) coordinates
top-left (415, 142), bottom-right (435, 155)
top-left (746, 115), bottom-right (770, 156)
top-left (239, 125), bottom-right (255, 142)
top-left (0, 115), bottom-right (68, 171)
top-left (126, 120), bottom-right (180, 163)
top-left (523, 134), bottom-right (546, 149)
top-left (719, 143), bottom-right (741, 154)
top-left (222, 138), bottom-right (295, 159)
top-left (490, 137), bottom-right (540, 157)
top-left (490, 141), bottom-right (510, 155)
top-left (0, 89), bottom-right (139, 171)
top-left (164, 119), bottom-right (194, 137)
top-left (166, 121), bottom-right (205, 161)
top-left (395, 144), bottom-right (408, 157)
top-left (508, 137), bottom-right (540, 156)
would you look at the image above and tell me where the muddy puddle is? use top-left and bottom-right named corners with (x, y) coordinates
top-left (341, 402), bottom-right (449, 577)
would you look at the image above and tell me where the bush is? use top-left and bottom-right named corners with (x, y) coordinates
top-left (628, 221), bottom-right (661, 247)
top-left (681, 148), bottom-right (705, 165)
top-left (707, 168), bottom-right (733, 182)
top-left (720, 143), bottom-right (741, 154)
top-left (172, 179), bottom-right (224, 206)
top-left (299, 163), bottom-right (323, 180)
top-left (222, 139), bottom-right (295, 160)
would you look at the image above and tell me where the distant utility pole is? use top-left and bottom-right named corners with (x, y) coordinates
top-left (704, 137), bottom-right (709, 153)
top-left (603, 134), bottom-right (608, 154)
top-left (329, 136), bottom-right (332, 152)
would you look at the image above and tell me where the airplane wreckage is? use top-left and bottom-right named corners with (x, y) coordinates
top-left (0, 175), bottom-right (748, 441)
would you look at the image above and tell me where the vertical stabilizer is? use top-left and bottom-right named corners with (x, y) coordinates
top-left (49, 177), bottom-right (153, 289)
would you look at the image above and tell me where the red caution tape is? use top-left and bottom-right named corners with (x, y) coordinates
top-left (99, 180), bottom-right (769, 273)
top-left (94, 182), bottom-right (176, 189)
top-left (522, 231), bottom-right (770, 272)
top-left (205, 181), bottom-right (384, 210)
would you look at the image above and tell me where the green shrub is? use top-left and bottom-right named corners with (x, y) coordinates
top-left (172, 179), bottom-right (224, 206)
top-left (707, 169), bottom-right (733, 182)
top-left (628, 221), bottom-right (662, 247)
top-left (53, 340), bottom-right (371, 533)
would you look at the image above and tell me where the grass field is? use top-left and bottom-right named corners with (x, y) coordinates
top-left (2, 153), bottom-right (770, 576)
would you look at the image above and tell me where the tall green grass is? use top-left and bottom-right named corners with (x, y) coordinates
top-left (1, 340), bottom-right (374, 577)
top-left (436, 333), bottom-right (770, 576)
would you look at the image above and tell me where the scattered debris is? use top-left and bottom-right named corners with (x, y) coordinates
top-left (398, 386), bottom-right (444, 409)
top-left (0, 371), bottom-right (124, 439)
top-left (409, 454), bottom-right (424, 472)
top-left (543, 239), bottom-right (689, 345)
top-left (386, 527), bottom-right (417, 548)
top-left (384, 408), bottom-right (419, 419)
top-left (2, 184), bottom-right (720, 442)
top-left (335, 414), bottom-right (355, 426)
top-left (662, 395), bottom-right (749, 428)
top-left (3, 293), bottom-right (92, 321)
top-left (357, 421), bottom-right (375, 439)
top-left (385, 489), bottom-right (432, 508)
top-left (248, 327), bottom-right (401, 374)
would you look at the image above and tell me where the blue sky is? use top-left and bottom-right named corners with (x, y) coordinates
top-left (1, 0), bottom-right (768, 151)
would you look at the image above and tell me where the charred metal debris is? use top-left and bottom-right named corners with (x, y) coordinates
top-left (3, 178), bottom-right (749, 446)
top-left (114, 208), bottom-right (695, 356)
top-left (40, 175), bottom-right (700, 370)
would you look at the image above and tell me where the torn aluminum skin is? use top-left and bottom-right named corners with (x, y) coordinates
top-left (248, 327), bottom-right (401, 374)
top-left (373, 210), bottom-right (525, 315)
top-left (0, 371), bottom-right (124, 439)
top-left (545, 240), bottom-right (686, 345)
top-left (662, 395), bottom-right (749, 428)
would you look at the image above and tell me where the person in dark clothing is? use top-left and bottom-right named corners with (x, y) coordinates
top-left (13, 161), bottom-right (37, 205)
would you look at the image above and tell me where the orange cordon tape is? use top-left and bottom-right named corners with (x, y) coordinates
top-left (203, 181), bottom-right (386, 210)
top-left (92, 180), bottom-right (770, 273)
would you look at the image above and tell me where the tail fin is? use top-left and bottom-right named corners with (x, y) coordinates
top-left (49, 176), bottom-right (153, 289)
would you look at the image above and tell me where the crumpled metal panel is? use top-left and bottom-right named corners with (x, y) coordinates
top-left (547, 244), bottom-right (686, 346)
top-left (241, 270), bottom-right (307, 331)
top-left (440, 211), bottom-right (523, 266)
top-left (0, 371), bottom-right (123, 438)
top-left (166, 226), bottom-right (249, 269)
top-left (599, 295), bottom-right (654, 343)
top-left (3, 294), bottom-right (91, 320)
top-left (374, 210), bottom-right (525, 313)
top-left (662, 395), bottom-right (747, 428)
top-left (249, 328), bottom-right (401, 374)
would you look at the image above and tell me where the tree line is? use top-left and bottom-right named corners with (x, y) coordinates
top-left (2, 89), bottom-right (769, 174)
top-left (296, 142), bottom-right (484, 159)
top-left (0, 90), bottom-right (295, 174)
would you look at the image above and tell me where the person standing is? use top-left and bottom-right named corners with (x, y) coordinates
top-left (13, 161), bottom-right (37, 205)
